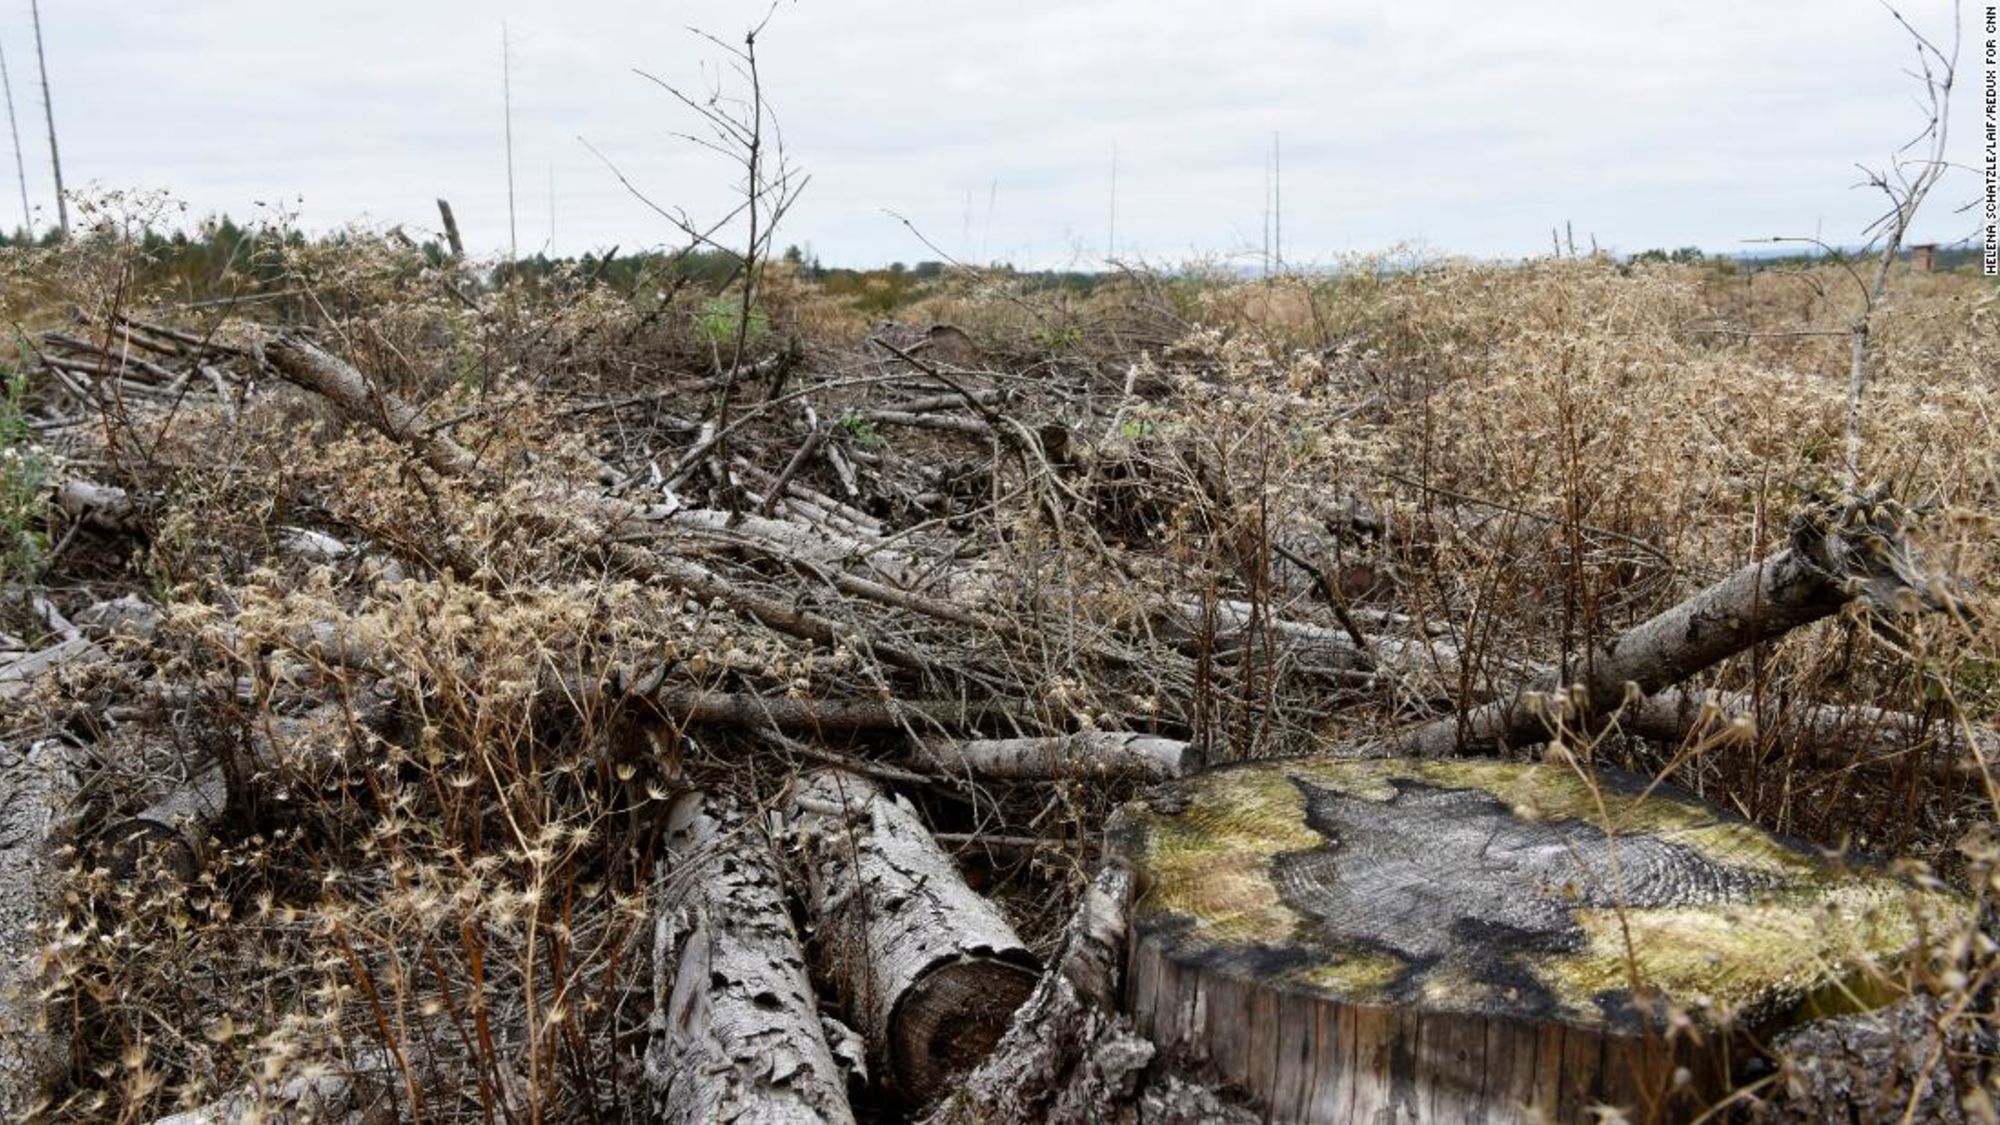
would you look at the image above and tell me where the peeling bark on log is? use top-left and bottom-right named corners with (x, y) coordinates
top-left (647, 791), bottom-right (856, 1125)
top-left (1387, 494), bottom-right (1948, 758)
top-left (1107, 757), bottom-right (1972, 1123)
top-left (788, 769), bottom-right (1040, 1105)
top-left (1767, 993), bottom-right (1987, 1123)
top-left (940, 866), bottom-right (1146, 1119)
top-left (917, 733), bottom-right (1192, 784)
top-left (0, 739), bottom-right (76, 1120)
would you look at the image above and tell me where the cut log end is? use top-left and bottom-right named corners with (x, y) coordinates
top-left (788, 769), bottom-right (1041, 1105)
top-left (893, 956), bottom-right (1041, 1105)
top-left (1108, 757), bottom-right (1970, 1122)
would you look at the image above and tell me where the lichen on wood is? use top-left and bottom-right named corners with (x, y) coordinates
top-left (1109, 756), bottom-right (1972, 1121)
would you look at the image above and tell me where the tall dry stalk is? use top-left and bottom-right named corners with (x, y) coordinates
top-left (614, 9), bottom-right (809, 503)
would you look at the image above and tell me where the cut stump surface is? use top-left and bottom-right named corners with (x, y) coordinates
top-left (1108, 757), bottom-right (1969, 1123)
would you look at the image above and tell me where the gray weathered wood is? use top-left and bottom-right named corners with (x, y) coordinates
top-left (100, 760), bottom-right (227, 880)
top-left (1387, 493), bottom-right (1949, 758)
top-left (144, 1068), bottom-right (378, 1125)
top-left (647, 790), bottom-right (855, 1125)
top-left (917, 733), bottom-right (1191, 784)
top-left (55, 477), bottom-right (135, 531)
top-left (1627, 687), bottom-right (1998, 777)
top-left (0, 739), bottom-right (76, 1119)
top-left (788, 769), bottom-right (1039, 1105)
top-left (0, 634), bottom-right (99, 701)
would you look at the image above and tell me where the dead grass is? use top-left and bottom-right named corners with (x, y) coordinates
top-left (3, 223), bottom-right (1994, 1120)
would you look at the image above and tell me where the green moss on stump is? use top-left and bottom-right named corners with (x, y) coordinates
top-left (1110, 757), bottom-right (1967, 1034)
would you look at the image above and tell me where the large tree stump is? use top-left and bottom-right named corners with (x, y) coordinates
top-left (788, 769), bottom-right (1041, 1106)
top-left (1107, 757), bottom-right (1970, 1123)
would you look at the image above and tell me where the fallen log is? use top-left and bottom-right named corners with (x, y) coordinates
top-left (1766, 993), bottom-right (1978, 1123)
top-left (1625, 687), bottom-right (1997, 777)
top-left (0, 635), bottom-right (102, 701)
top-left (98, 760), bottom-right (227, 881)
top-left (1107, 756), bottom-right (1971, 1123)
top-left (732, 454), bottom-right (884, 536)
top-left (787, 769), bottom-right (1040, 1105)
top-left (144, 1066), bottom-right (382, 1125)
top-left (1387, 492), bottom-right (1950, 758)
top-left (98, 701), bottom-right (393, 882)
top-left (863, 410), bottom-right (993, 436)
top-left (55, 478), bottom-right (137, 533)
top-left (0, 740), bottom-right (77, 1120)
top-left (1164, 597), bottom-right (1512, 692)
top-left (74, 593), bottom-right (164, 642)
top-left (262, 335), bottom-right (481, 478)
top-left (917, 732), bottom-right (1192, 784)
top-left (664, 507), bottom-right (913, 586)
top-left (41, 334), bottom-right (181, 383)
top-left (640, 684), bottom-right (1038, 736)
top-left (647, 790), bottom-right (856, 1125)
top-left (887, 388), bottom-right (1008, 415)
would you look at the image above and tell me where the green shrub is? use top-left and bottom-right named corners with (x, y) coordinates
top-left (837, 412), bottom-right (884, 450)
top-left (0, 369), bottom-right (51, 585)
top-left (695, 294), bottom-right (770, 351)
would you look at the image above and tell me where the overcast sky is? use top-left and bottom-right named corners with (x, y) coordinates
top-left (5, 0), bottom-right (1985, 267)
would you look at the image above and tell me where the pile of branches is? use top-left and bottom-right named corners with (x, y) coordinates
top-left (0, 300), bottom-right (1989, 1122)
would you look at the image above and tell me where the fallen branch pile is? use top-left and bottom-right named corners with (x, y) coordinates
top-left (0, 305), bottom-right (1987, 1122)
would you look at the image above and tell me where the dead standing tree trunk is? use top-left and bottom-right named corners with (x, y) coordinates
top-left (787, 769), bottom-right (1040, 1106)
top-left (435, 199), bottom-right (465, 262)
top-left (647, 791), bottom-right (857, 1124)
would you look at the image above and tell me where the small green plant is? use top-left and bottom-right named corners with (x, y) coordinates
top-left (0, 369), bottom-right (52, 585)
top-left (1036, 323), bottom-right (1085, 350)
top-left (695, 294), bottom-right (769, 351)
top-left (837, 412), bottom-right (885, 450)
